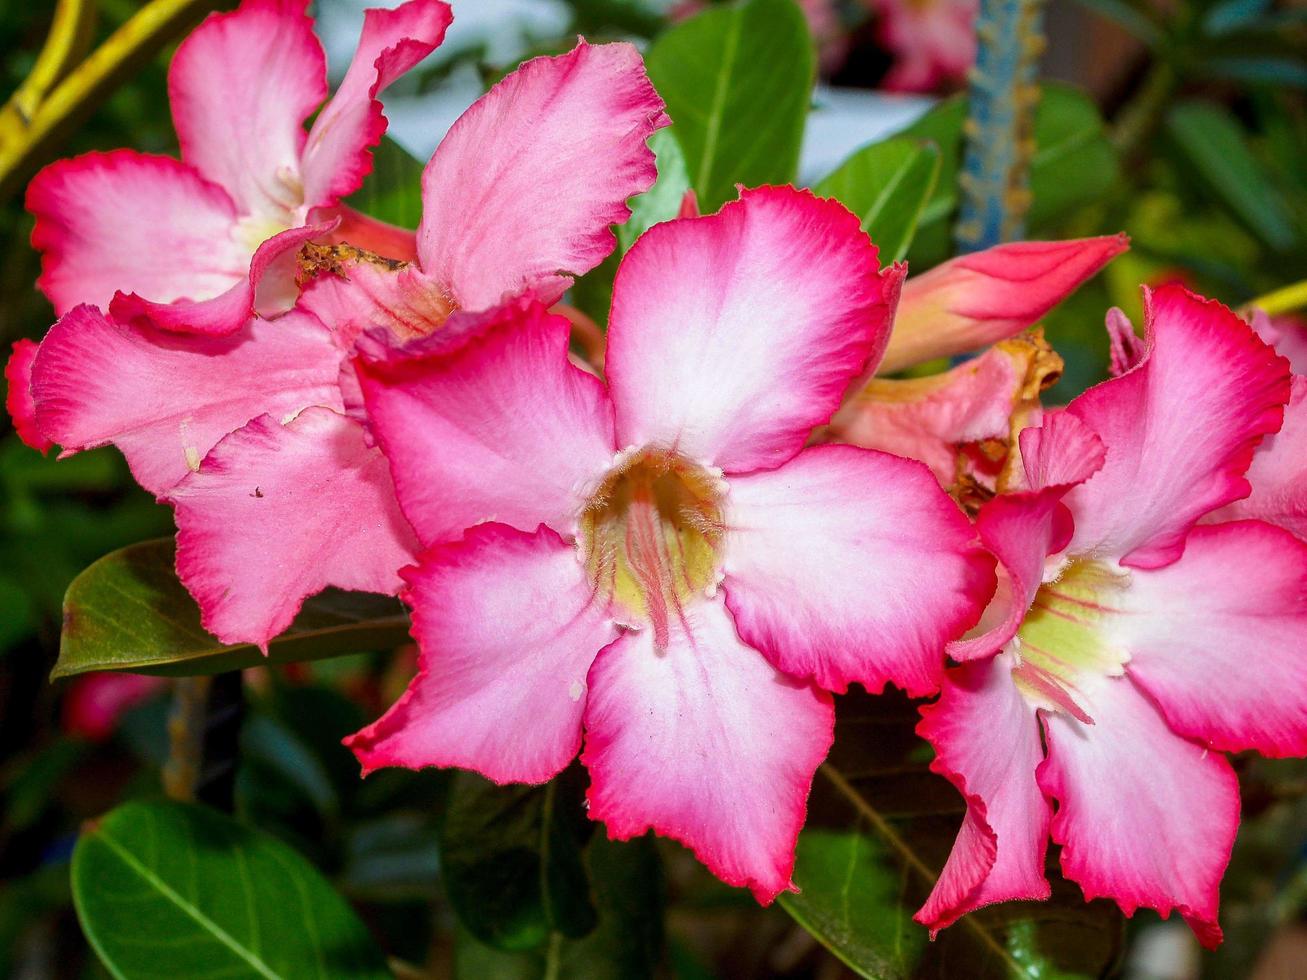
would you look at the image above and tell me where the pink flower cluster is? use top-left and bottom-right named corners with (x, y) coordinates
top-left (9, 0), bottom-right (1307, 946)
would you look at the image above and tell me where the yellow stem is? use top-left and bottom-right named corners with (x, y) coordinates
top-left (0, 0), bottom-right (220, 202)
top-left (1244, 280), bottom-right (1307, 318)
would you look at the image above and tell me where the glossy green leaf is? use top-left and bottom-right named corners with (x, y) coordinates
top-left (439, 766), bottom-right (598, 951)
top-left (779, 691), bottom-right (1124, 979)
top-left (617, 128), bottom-right (691, 252)
top-left (344, 136), bottom-right (425, 229)
top-left (72, 799), bottom-right (390, 979)
top-left (53, 539), bottom-right (410, 679)
top-left (814, 138), bottom-right (941, 262)
top-left (1166, 101), bottom-right (1298, 251)
top-left (646, 0), bottom-right (814, 212)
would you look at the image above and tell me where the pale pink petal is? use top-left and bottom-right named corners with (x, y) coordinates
top-left (1207, 375), bottom-right (1307, 540)
top-left (168, 408), bottom-right (417, 649)
top-left (1039, 674), bottom-right (1238, 948)
top-left (300, 0), bottom-right (451, 207)
top-left (607, 186), bottom-right (901, 474)
top-left (357, 300), bottom-right (616, 546)
top-left (6, 340), bottom-right (50, 452)
top-left (417, 40), bottom-right (667, 309)
top-left (1106, 307), bottom-right (1145, 377)
top-left (948, 413), bottom-right (1106, 662)
top-left (1062, 285), bottom-right (1290, 568)
top-left (1251, 309), bottom-right (1307, 375)
top-left (1115, 521), bottom-right (1307, 757)
top-left (27, 151), bottom-right (247, 316)
top-left (722, 444), bottom-right (993, 696)
top-left (109, 221), bottom-right (332, 336)
top-left (29, 305), bottom-right (342, 495)
top-left (582, 597), bottom-right (833, 903)
top-left (346, 523), bottom-right (617, 782)
top-left (915, 652), bottom-right (1050, 933)
top-left (880, 235), bottom-right (1128, 374)
top-left (169, 0), bottom-right (325, 217)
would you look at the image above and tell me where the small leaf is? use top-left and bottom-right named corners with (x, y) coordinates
top-left (617, 128), bottom-right (692, 253)
top-left (813, 138), bottom-right (941, 262)
top-left (72, 798), bottom-right (390, 979)
top-left (646, 0), bottom-right (814, 213)
top-left (344, 136), bottom-right (425, 229)
top-left (54, 539), bottom-right (410, 679)
top-left (1206, 56), bottom-right (1307, 89)
top-left (1166, 101), bottom-right (1299, 251)
top-left (1202, 0), bottom-right (1272, 36)
top-left (439, 766), bottom-right (598, 951)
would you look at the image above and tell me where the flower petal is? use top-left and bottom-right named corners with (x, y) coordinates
top-left (880, 235), bottom-right (1128, 374)
top-left (27, 151), bottom-right (247, 316)
top-left (582, 596), bottom-right (833, 903)
top-left (915, 652), bottom-right (1050, 933)
top-left (1039, 674), bottom-right (1238, 949)
top-left (346, 523), bottom-right (617, 782)
top-left (1116, 521), bottom-right (1307, 757)
top-left (300, 0), bottom-right (451, 207)
top-left (357, 300), bottom-right (615, 546)
top-left (1062, 284), bottom-right (1290, 568)
top-left (5, 340), bottom-right (50, 452)
top-left (169, 0), bottom-right (325, 216)
top-left (323, 205), bottom-right (418, 262)
top-left (417, 40), bottom-right (667, 309)
top-left (168, 408), bottom-right (417, 649)
top-left (722, 444), bottom-right (993, 697)
top-left (30, 305), bottom-right (342, 495)
top-left (607, 186), bottom-right (902, 474)
top-left (1206, 375), bottom-right (1307, 541)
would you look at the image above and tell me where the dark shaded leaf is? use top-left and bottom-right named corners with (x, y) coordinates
top-left (72, 798), bottom-right (390, 979)
top-left (646, 0), bottom-right (814, 213)
top-left (54, 539), bottom-right (410, 679)
top-left (814, 137), bottom-right (941, 262)
top-left (1070, 0), bottom-right (1163, 44)
top-left (344, 136), bottom-right (425, 229)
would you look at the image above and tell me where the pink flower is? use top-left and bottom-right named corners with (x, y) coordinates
top-left (344, 186), bottom-right (995, 901)
top-left (62, 673), bottom-right (166, 742)
top-left (915, 285), bottom-right (1305, 947)
top-left (868, 0), bottom-right (977, 93)
top-left (9, 7), bottom-right (669, 651)
top-left (28, 0), bottom-right (453, 336)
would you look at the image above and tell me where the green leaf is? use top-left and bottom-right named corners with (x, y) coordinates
top-left (646, 0), bottom-right (814, 213)
top-left (779, 691), bottom-right (1124, 979)
top-left (439, 766), bottom-right (598, 951)
top-left (53, 539), bottom-right (410, 679)
top-left (617, 128), bottom-right (691, 252)
top-left (814, 138), bottom-right (941, 262)
top-left (72, 798), bottom-right (390, 979)
top-left (1166, 101), bottom-right (1299, 251)
top-left (344, 136), bottom-right (425, 229)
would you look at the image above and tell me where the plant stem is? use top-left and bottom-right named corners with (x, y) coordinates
top-left (161, 672), bottom-right (244, 809)
top-left (1109, 61), bottom-right (1175, 161)
top-left (1245, 279), bottom-right (1307, 318)
top-left (953, 0), bottom-right (1048, 253)
top-left (162, 677), bottom-right (210, 802)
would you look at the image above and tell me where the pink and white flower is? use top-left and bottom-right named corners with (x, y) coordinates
top-left (8, 4), bottom-right (669, 651)
top-left (915, 285), bottom-right (1306, 947)
top-left (345, 186), bottom-right (995, 901)
top-left (868, 0), bottom-right (978, 94)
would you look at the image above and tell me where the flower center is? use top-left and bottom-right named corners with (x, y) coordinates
top-left (579, 449), bottom-right (727, 649)
top-left (1011, 560), bottom-right (1131, 722)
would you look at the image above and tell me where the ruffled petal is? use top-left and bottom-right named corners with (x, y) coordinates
top-left (722, 444), bottom-right (994, 696)
top-left (1062, 284), bottom-right (1290, 568)
top-left (29, 305), bottom-right (342, 495)
top-left (169, 0), bottom-right (325, 217)
top-left (300, 0), bottom-right (451, 207)
top-left (417, 40), bottom-right (667, 309)
top-left (1206, 375), bottom-right (1307, 540)
top-left (915, 652), bottom-right (1050, 933)
top-left (582, 596), bottom-right (833, 903)
top-left (1251, 308), bottom-right (1307, 375)
top-left (5, 340), bottom-right (50, 452)
top-left (27, 151), bottom-right (247, 316)
top-left (880, 235), bottom-right (1128, 374)
top-left (1116, 521), bottom-right (1307, 757)
top-left (1039, 674), bottom-right (1238, 949)
top-left (357, 300), bottom-right (616, 546)
top-left (168, 408), bottom-right (416, 649)
top-left (607, 186), bottom-right (902, 475)
top-left (345, 523), bottom-right (617, 782)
